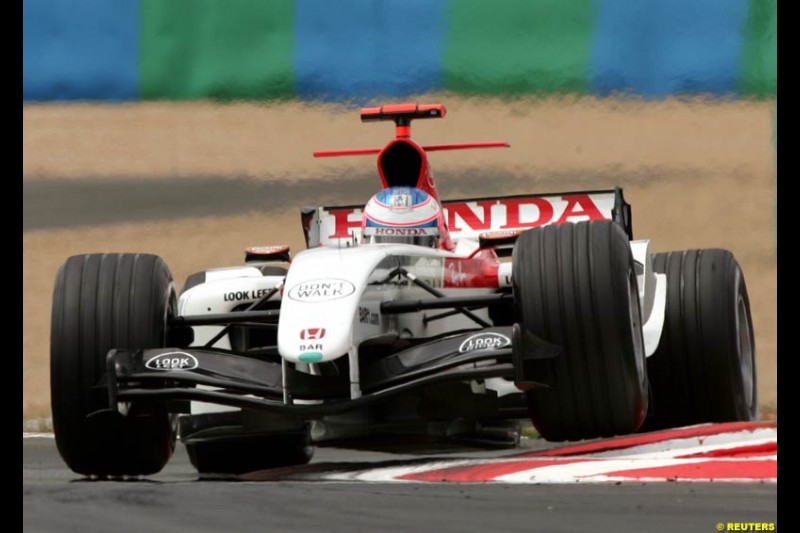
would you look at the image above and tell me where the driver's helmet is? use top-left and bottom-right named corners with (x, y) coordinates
top-left (362, 187), bottom-right (442, 247)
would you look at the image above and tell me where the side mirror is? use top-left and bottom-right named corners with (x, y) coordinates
top-left (244, 245), bottom-right (291, 263)
top-left (477, 230), bottom-right (523, 257)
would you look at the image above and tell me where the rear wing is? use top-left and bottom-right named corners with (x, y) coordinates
top-left (301, 188), bottom-right (632, 249)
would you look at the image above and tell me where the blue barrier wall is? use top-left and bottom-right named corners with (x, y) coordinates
top-left (23, 0), bottom-right (139, 101)
top-left (591, 0), bottom-right (748, 97)
top-left (22, 0), bottom-right (776, 102)
top-left (295, 0), bottom-right (445, 101)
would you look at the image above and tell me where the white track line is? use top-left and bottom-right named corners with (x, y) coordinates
top-left (582, 428), bottom-right (777, 459)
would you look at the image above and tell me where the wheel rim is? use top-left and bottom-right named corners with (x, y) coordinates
top-left (736, 293), bottom-right (756, 414)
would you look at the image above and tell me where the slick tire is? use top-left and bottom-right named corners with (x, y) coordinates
top-left (50, 253), bottom-right (177, 477)
top-left (645, 249), bottom-right (757, 429)
top-left (512, 220), bottom-right (649, 441)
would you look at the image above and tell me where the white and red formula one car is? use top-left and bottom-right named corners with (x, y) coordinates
top-left (50, 103), bottom-right (757, 476)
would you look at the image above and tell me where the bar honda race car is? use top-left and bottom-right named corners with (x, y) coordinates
top-left (50, 103), bottom-right (757, 477)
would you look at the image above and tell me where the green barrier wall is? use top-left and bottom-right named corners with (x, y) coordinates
top-left (139, 0), bottom-right (294, 100)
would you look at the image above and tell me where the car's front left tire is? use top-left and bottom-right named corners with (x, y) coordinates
top-left (512, 220), bottom-right (649, 441)
top-left (50, 253), bottom-right (177, 477)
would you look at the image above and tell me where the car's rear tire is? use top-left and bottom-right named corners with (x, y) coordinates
top-left (50, 253), bottom-right (177, 477)
top-left (644, 249), bottom-right (757, 429)
top-left (512, 220), bottom-right (648, 441)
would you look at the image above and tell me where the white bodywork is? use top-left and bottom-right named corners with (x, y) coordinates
top-left (630, 239), bottom-right (667, 357)
top-left (178, 236), bottom-right (667, 416)
top-left (278, 245), bottom-right (455, 363)
top-left (177, 190), bottom-right (667, 416)
top-left (178, 266), bottom-right (284, 351)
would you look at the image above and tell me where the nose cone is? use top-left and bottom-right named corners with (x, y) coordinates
top-left (278, 278), bottom-right (357, 363)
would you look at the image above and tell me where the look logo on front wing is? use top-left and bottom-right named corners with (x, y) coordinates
top-left (459, 333), bottom-right (511, 353)
top-left (145, 351), bottom-right (199, 370)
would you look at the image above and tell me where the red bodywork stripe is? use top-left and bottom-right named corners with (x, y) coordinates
top-left (313, 142), bottom-right (509, 158)
top-left (443, 256), bottom-right (500, 288)
top-left (417, 104), bottom-right (446, 116)
top-left (313, 148), bottom-right (382, 158)
top-left (381, 103), bottom-right (419, 114)
top-left (423, 142), bottom-right (510, 152)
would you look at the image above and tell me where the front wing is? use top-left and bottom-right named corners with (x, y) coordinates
top-left (102, 326), bottom-right (549, 420)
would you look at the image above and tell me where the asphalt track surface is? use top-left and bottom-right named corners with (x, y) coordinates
top-left (24, 436), bottom-right (777, 533)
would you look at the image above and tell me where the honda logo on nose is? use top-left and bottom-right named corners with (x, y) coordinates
top-left (300, 328), bottom-right (326, 340)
